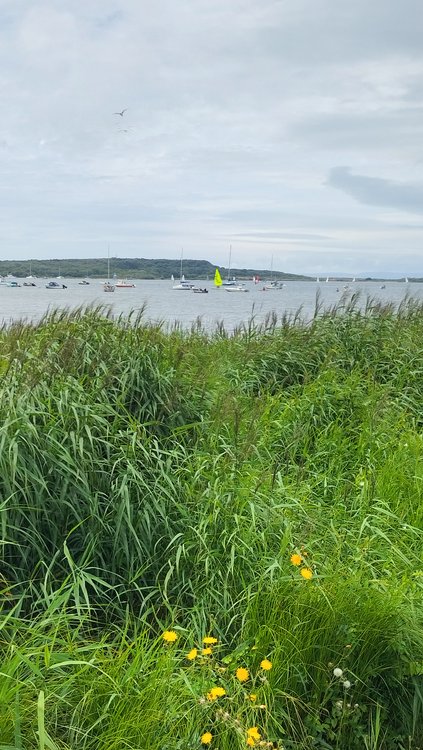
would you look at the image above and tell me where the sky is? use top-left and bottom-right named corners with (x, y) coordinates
top-left (1, 0), bottom-right (423, 275)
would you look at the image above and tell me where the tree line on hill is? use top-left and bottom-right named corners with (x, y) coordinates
top-left (0, 257), bottom-right (311, 280)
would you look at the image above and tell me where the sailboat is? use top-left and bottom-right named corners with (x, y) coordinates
top-left (26, 260), bottom-right (37, 279)
top-left (172, 249), bottom-right (194, 289)
top-left (214, 268), bottom-right (222, 288)
top-left (263, 256), bottom-right (280, 289)
top-left (104, 246), bottom-right (115, 292)
top-left (222, 245), bottom-right (237, 286)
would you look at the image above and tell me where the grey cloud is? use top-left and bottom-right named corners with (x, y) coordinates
top-left (292, 110), bottom-right (423, 152)
top-left (327, 167), bottom-right (423, 214)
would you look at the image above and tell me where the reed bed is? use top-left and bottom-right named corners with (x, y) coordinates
top-left (1, 297), bottom-right (423, 749)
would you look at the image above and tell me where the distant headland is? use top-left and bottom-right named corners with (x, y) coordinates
top-left (0, 258), bottom-right (418, 282)
top-left (0, 257), bottom-right (312, 280)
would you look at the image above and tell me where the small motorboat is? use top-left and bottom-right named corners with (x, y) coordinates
top-left (23, 282), bottom-right (36, 287)
top-left (193, 287), bottom-right (208, 294)
top-left (6, 280), bottom-right (21, 287)
top-left (225, 284), bottom-right (249, 293)
top-left (115, 279), bottom-right (136, 288)
top-left (46, 281), bottom-right (67, 289)
top-left (104, 282), bottom-right (115, 293)
top-left (78, 280), bottom-right (90, 285)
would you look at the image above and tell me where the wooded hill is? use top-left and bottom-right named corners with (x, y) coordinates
top-left (0, 257), bottom-right (312, 280)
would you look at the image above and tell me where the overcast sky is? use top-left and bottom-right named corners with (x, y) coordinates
top-left (1, 0), bottom-right (423, 274)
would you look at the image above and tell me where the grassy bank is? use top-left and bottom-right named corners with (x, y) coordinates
top-left (1, 299), bottom-right (423, 749)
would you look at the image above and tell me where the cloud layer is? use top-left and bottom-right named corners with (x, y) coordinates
top-left (1, 0), bottom-right (422, 273)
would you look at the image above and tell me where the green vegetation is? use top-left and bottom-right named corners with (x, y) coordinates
top-left (1, 296), bottom-right (423, 749)
top-left (0, 257), bottom-right (310, 280)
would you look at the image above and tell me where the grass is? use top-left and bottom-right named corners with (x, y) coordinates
top-left (0, 297), bottom-right (423, 749)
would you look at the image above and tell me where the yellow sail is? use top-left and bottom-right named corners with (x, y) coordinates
top-left (214, 268), bottom-right (222, 287)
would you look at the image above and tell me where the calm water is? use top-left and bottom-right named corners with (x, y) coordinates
top-left (0, 279), bottom-right (421, 331)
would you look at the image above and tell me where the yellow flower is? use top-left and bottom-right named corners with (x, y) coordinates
top-left (300, 567), bottom-right (313, 580)
top-left (249, 694), bottom-right (257, 701)
top-left (246, 739), bottom-right (255, 747)
top-left (162, 630), bottom-right (178, 642)
top-left (187, 648), bottom-right (198, 660)
top-left (247, 726), bottom-right (261, 740)
top-left (202, 647), bottom-right (213, 656)
top-left (290, 553), bottom-right (302, 566)
top-left (203, 636), bottom-right (218, 644)
top-left (206, 686), bottom-right (226, 701)
top-left (260, 659), bottom-right (272, 671)
top-left (236, 666), bottom-right (250, 682)
top-left (201, 732), bottom-right (213, 744)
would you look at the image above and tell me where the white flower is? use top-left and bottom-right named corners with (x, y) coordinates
top-left (343, 680), bottom-right (351, 689)
top-left (333, 667), bottom-right (343, 678)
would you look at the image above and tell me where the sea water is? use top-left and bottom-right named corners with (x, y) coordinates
top-left (0, 279), bottom-right (420, 331)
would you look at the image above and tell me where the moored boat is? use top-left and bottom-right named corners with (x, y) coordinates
top-left (225, 284), bottom-right (249, 293)
top-left (46, 281), bottom-right (67, 289)
top-left (115, 280), bottom-right (136, 288)
top-left (172, 250), bottom-right (194, 289)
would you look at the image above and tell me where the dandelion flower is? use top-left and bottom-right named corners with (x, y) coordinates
top-left (249, 694), bottom-right (257, 702)
top-left (290, 553), bottom-right (302, 566)
top-left (300, 567), bottom-right (313, 580)
top-left (260, 659), bottom-right (272, 671)
top-left (203, 636), bottom-right (218, 644)
top-left (247, 727), bottom-right (261, 740)
top-left (162, 630), bottom-right (178, 642)
top-left (333, 667), bottom-right (343, 678)
top-left (201, 732), bottom-right (213, 744)
top-left (236, 667), bottom-right (250, 682)
top-left (187, 648), bottom-right (198, 661)
top-left (202, 647), bottom-right (213, 656)
top-left (247, 739), bottom-right (255, 747)
top-left (206, 686), bottom-right (226, 701)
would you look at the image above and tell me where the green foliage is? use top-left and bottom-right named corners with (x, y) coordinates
top-left (1, 298), bottom-right (423, 748)
top-left (0, 257), bottom-right (310, 280)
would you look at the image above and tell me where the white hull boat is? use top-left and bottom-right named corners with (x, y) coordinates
top-left (225, 284), bottom-right (249, 293)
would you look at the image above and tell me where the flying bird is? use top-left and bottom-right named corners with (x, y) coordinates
top-left (113, 109), bottom-right (127, 116)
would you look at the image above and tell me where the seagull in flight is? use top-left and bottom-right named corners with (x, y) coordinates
top-left (114, 108), bottom-right (127, 116)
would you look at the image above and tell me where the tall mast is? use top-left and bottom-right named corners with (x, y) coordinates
top-left (228, 245), bottom-right (232, 281)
